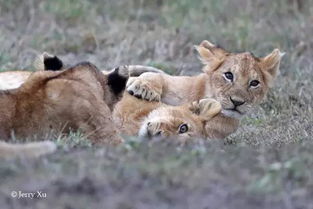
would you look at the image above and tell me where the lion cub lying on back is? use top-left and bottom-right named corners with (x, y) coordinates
top-left (126, 40), bottom-right (284, 139)
top-left (113, 93), bottom-right (221, 142)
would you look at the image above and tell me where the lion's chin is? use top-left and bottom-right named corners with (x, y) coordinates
top-left (221, 109), bottom-right (244, 119)
top-left (138, 123), bottom-right (149, 138)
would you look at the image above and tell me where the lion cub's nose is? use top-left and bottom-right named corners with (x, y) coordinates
top-left (230, 97), bottom-right (245, 107)
top-left (146, 122), bottom-right (162, 138)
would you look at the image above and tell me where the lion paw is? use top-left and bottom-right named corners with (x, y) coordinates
top-left (191, 98), bottom-right (221, 120)
top-left (126, 77), bottom-right (161, 101)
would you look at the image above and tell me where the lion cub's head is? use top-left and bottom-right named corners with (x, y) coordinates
top-left (195, 40), bottom-right (284, 119)
top-left (139, 98), bottom-right (221, 142)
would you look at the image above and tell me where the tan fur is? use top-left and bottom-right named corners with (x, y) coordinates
top-left (0, 141), bottom-right (56, 158)
top-left (113, 93), bottom-right (221, 142)
top-left (126, 40), bottom-right (284, 139)
top-left (0, 58), bottom-right (165, 157)
top-left (0, 71), bottom-right (32, 90)
top-left (0, 62), bottom-right (124, 146)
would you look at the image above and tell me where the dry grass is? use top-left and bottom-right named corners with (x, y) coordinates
top-left (0, 0), bottom-right (312, 208)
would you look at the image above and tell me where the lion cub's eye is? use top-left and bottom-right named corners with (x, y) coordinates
top-left (250, 80), bottom-right (260, 88)
top-left (178, 124), bottom-right (189, 134)
top-left (224, 72), bottom-right (234, 81)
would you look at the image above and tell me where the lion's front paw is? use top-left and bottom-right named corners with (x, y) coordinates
top-left (198, 98), bottom-right (222, 119)
top-left (126, 77), bottom-right (162, 101)
top-left (191, 98), bottom-right (222, 120)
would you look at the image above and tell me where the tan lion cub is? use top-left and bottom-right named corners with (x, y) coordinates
top-left (126, 40), bottom-right (284, 139)
top-left (0, 55), bottom-right (164, 158)
top-left (0, 62), bottom-right (126, 145)
top-left (113, 93), bottom-right (221, 142)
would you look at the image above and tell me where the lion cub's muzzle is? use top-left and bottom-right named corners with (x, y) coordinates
top-left (139, 122), bottom-right (164, 139)
top-left (220, 96), bottom-right (250, 119)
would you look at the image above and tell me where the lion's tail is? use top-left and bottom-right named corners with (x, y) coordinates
top-left (117, 65), bottom-right (165, 77)
top-left (33, 51), bottom-right (164, 77)
top-left (0, 141), bottom-right (56, 159)
top-left (32, 53), bottom-right (165, 95)
top-left (33, 52), bottom-right (164, 77)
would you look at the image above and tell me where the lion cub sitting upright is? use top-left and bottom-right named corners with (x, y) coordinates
top-left (126, 40), bottom-right (284, 139)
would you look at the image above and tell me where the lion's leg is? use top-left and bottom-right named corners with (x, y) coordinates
top-left (126, 72), bottom-right (163, 101)
top-left (0, 141), bottom-right (56, 158)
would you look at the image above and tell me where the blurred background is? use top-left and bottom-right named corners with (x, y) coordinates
top-left (0, 1), bottom-right (313, 209)
top-left (1, 0), bottom-right (312, 73)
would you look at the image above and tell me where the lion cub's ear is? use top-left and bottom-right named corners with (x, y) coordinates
top-left (33, 52), bottom-right (63, 71)
top-left (194, 40), bottom-right (228, 72)
top-left (259, 49), bottom-right (284, 86)
top-left (189, 98), bottom-right (222, 121)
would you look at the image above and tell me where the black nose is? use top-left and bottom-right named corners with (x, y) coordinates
top-left (147, 130), bottom-right (162, 138)
top-left (230, 97), bottom-right (245, 107)
top-left (146, 122), bottom-right (162, 138)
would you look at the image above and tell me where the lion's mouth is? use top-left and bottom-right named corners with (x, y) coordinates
top-left (226, 107), bottom-right (242, 114)
top-left (221, 108), bottom-right (243, 119)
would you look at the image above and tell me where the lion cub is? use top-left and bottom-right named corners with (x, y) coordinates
top-left (0, 62), bottom-right (128, 145)
top-left (0, 55), bottom-right (166, 157)
top-left (0, 54), bottom-right (222, 145)
top-left (126, 40), bottom-right (284, 139)
top-left (113, 93), bottom-right (221, 142)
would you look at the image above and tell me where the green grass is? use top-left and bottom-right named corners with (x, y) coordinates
top-left (0, 0), bottom-right (312, 208)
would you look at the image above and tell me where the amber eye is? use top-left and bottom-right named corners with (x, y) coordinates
top-left (250, 80), bottom-right (260, 87)
top-left (224, 72), bottom-right (233, 81)
top-left (178, 124), bottom-right (188, 134)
